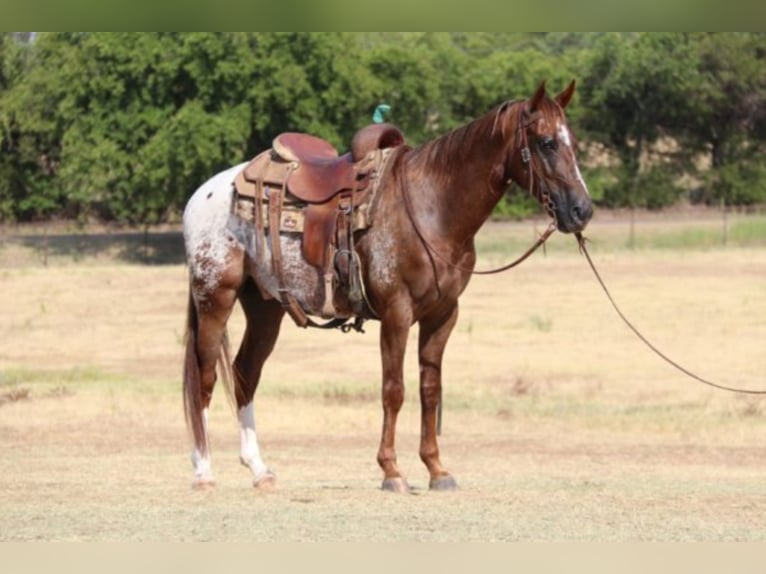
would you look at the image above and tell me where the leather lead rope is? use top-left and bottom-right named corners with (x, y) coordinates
top-left (576, 232), bottom-right (766, 395)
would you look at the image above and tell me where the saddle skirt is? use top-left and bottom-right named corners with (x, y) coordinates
top-left (232, 124), bottom-right (405, 328)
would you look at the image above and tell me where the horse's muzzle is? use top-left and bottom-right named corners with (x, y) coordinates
top-left (556, 195), bottom-right (593, 234)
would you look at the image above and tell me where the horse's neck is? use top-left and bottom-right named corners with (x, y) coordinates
top-left (407, 112), bottom-right (512, 244)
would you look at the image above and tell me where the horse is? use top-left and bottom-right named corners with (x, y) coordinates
top-left (181, 80), bottom-right (593, 492)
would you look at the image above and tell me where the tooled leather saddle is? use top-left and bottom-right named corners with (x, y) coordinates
top-left (233, 123), bottom-right (405, 329)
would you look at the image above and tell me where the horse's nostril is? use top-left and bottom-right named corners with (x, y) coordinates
top-left (571, 201), bottom-right (593, 225)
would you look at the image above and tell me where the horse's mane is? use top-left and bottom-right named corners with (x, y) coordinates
top-left (408, 104), bottom-right (509, 176)
top-left (406, 96), bottom-right (568, 183)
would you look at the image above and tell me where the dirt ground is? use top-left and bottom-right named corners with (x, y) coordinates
top-left (1, 215), bottom-right (765, 541)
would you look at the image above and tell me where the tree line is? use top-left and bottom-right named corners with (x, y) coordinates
top-left (1, 32), bottom-right (765, 224)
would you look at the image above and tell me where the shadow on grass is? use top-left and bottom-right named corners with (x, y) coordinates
top-left (7, 229), bottom-right (186, 265)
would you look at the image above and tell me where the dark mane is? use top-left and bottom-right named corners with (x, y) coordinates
top-left (403, 97), bottom-right (567, 181)
top-left (411, 97), bottom-right (564, 171)
top-left (407, 103), bottom-right (511, 177)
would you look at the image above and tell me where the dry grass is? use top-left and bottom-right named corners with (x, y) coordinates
top-left (1, 213), bottom-right (765, 541)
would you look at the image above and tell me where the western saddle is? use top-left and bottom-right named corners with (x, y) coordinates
top-left (233, 123), bottom-right (405, 329)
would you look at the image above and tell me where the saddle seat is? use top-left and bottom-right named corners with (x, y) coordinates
top-left (272, 133), bottom-right (359, 204)
top-left (263, 123), bottom-right (405, 204)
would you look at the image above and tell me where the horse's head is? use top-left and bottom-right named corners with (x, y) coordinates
top-left (503, 81), bottom-right (593, 234)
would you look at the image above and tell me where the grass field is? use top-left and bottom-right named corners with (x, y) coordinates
top-left (1, 210), bottom-right (765, 541)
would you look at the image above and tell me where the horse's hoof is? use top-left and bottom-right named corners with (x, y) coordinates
top-left (253, 470), bottom-right (277, 490)
top-left (381, 477), bottom-right (411, 493)
top-left (192, 477), bottom-right (216, 490)
top-left (429, 474), bottom-right (458, 491)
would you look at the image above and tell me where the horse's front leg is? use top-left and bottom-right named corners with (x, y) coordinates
top-left (377, 308), bottom-right (412, 493)
top-left (418, 305), bottom-right (459, 490)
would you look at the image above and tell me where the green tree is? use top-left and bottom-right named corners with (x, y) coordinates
top-left (0, 33), bottom-right (17, 219)
top-left (247, 33), bottom-right (379, 152)
top-left (682, 33), bottom-right (766, 205)
top-left (2, 33), bottom-right (259, 223)
top-left (2, 32), bottom-right (762, 226)
top-left (0, 33), bottom-right (70, 221)
top-left (361, 36), bottom-right (446, 144)
top-left (579, 33), bottom-right (698, 208)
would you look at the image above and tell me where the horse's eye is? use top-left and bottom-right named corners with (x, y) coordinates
top-left (540, 137), bottom-right (557, 152)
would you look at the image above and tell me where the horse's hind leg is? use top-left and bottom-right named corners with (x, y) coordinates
top-left (233, 279), bottom-right (285, 488)
top-left (184, 264), bottom-right (242, 488)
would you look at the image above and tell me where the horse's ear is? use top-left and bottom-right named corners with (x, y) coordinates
top-left (555, 80), bottom-right (576, 109)
top-left (529, 81), bottom-right (547, 112)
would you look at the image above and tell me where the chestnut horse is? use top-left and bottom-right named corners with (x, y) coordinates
top-left (182, 81), bottom-right (593, 491)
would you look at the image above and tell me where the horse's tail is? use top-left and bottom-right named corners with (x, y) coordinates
top-left (218, 327), bottom-right (235, 411)
top-left (183, 287), bottom-right (235, 454)
top-left (183, 288), bottom-right (206, 453)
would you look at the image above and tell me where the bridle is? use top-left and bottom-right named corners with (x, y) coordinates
top-left (509, 100), bottom-right (558, 229)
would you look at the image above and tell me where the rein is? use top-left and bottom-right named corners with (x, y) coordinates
top-left (401, 177), bottom-right (556, 275)
top-left (576, 232), bottom-right (766, 395)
